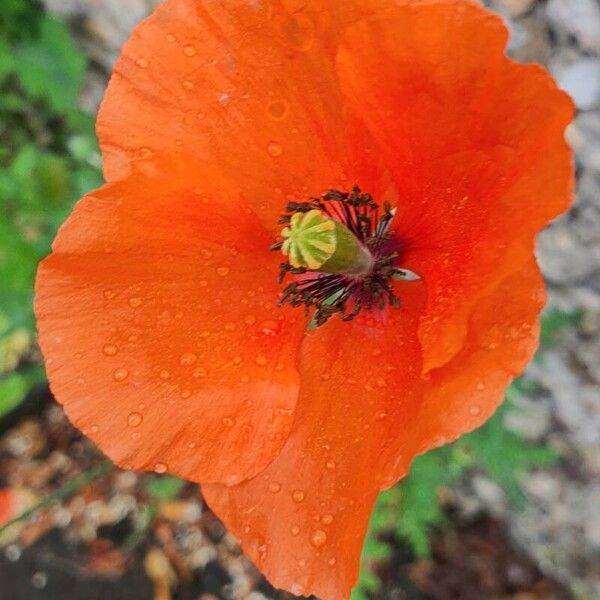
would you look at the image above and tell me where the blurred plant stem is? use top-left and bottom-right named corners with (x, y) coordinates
top-left (0, 459), bottom-right (113, 535)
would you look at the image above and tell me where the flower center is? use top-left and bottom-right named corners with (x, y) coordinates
top-left (271, 186), bottom-right (419, 327)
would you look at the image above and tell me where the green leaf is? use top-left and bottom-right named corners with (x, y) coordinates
top-left (0, 367), bottom-right (44, 418)
top-left (540, 309), bottom-right (583, 345)
top-left (458, 405), bottom-right (557, 508)
top-left (13, 15), bottom-right (86, 113)
top-left (145, 476), bottom-right (186, 501)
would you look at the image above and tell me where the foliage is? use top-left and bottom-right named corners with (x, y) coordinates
top-left (352, 383), bottom-right (559, 598)
top-left (0, 0), bottom-right (102, 416)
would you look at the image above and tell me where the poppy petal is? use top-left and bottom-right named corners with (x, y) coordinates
top-left (97, 0), bottom-right (396, 232)
top-left (35, 165), bottom-right (304, 485)
top-left (202, 281), bottom-right (425, 600)
top-left (380, 255), bottom-right (545, 484)
top-left (336, 0), bottom-right (574, 373)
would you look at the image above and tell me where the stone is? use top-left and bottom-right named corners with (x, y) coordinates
top-left (546, 0), bottom-right (600, 53)
top-left (556, 58), bottom-right (600, 111)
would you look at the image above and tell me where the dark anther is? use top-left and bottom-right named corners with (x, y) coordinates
top-left (275, 186), bottom-right (410, 327)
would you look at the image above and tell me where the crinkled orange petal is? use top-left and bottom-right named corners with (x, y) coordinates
top-left (336, 0), bottom-right (574, 373)
top-left (35, 162), bottom-right (305, 485)
top-left (380, 254), bottom-right (545, 483)
top-left (203, 281), bottom-right (425, 600)
top-left (97, 0), bottom-right (396, 232)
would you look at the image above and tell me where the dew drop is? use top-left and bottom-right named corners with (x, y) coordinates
top-left (275, 13), bottom-right (315, 51)
top-left (90, 425), bottom-right (99, 434)
top-left (166, 33), bottom-right (176, 43)
top-left (222, 416), bottom-right (235, 427)
top-left (159, 370), bottom-right (171, 380)
top-left (113, 368), bottom-right (129, 382)
top-left (256, 355), bottom-right (268, 366)
top-left (154, 463), bottom-right (168, 474)
top-left (181, 390), bottom-right (192, 399)
top-left (216, 266), bottom-right (230, 276)
top-left (103, 290), bottom-right (115, 299)
top-left (292, 489), bottom-right (305, 503)
top-left (325, 460), bottom-right (336, 472)
top-left (290, 525), bottom-right (300, 536)
top-left (180, 353), bottom-right (197, 366)
top-left (267, 100), bottom-right (289, 120)
top-left (127, 412), bottom-right (143, 427)
top-left (129, 297), bottom-right (143, 308)
top-left (258, 320), bottom-right (281, 336)
top-left (469, 405), bottom-right (482, 416)
top-left (328, 557), bottom-right (337, 566)
top-left (267, 141), bottom-right (283, 157)
top-left (183, 44), bottom-right (196, 56)
top-left (321, 514), bottom-right (334, 525)
top-left (135, 58), bottom-right (149, 68)
top-left (477, 382), bottom-right (486, 390)
top-left (269, 482), bottom-right (282, 494)
top-left (193, 367), bottom-right (207, 378)
top-left (102, 344), bottom-right (118, 356)
top-left (310, 529), bottom-right (327, 548)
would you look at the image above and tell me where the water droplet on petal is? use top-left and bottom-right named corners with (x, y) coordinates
top-left (129, 297), bottom-right (143, 308)
top-left (113, 368), bottom-right (129, 382)
top-left (180, 353), bottom-right (197, 366)
top-left (269, 482), bottom-right (282, 494)
top-left (135, 58), bottom-right (149, 68)
top-left (127, 412), bottom-right (143, 427)
top-left (267, 141), bottom-right (283, 157)
top-left (183, 44), bottom-right (196, 56)
top-left (103, 344), bottom-right (118, 356)
top-left (328, 557), bottom-right (337, 566)
top-left (470, 405), bottom-right (482, 416)
top-left (310, 529), bottom-right (327, 548)
top-left (321, 514), bottom-right (334, 525)
top-left (166, 33), bottom-right (176, 43)
top-left (325, 460), bottom-right (336, 472)
top-left (292, 489), bottom-right (305, 503)
top-left (159, 370), bottom-right (170, 380)
top-left (258, 320), bottom-right (281, 336)
top-left (216, 266), bottom-right (230, 276)
top-left (290, 525), bottom-right (300, 536)
top-left (154, 463), bottom-right (167, 474)
top-left (267, 100), bottom-right (289, 120)
top-left (193, 367), bottom-right (207, 378)
top-left (275, 13), bottom-right (315, 51)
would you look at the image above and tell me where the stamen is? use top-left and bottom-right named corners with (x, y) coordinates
top-left (273, 186), bottom-right (420, 327)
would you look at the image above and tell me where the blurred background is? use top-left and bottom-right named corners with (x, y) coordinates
top-left (0, 1), bottom-right (599, 599)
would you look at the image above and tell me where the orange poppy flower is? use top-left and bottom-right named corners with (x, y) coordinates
top-left (35, 0), bottom-right (574, 598)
